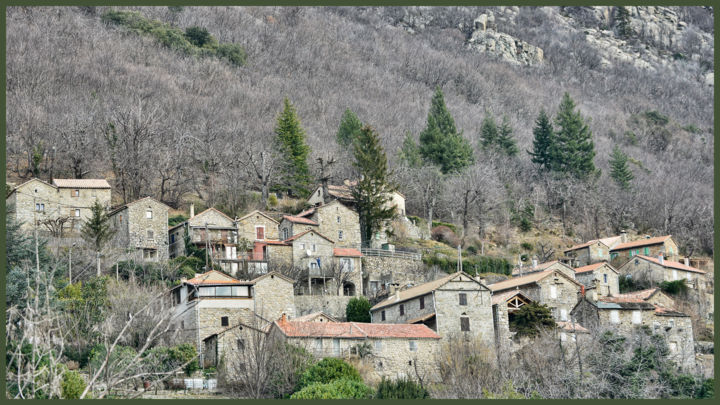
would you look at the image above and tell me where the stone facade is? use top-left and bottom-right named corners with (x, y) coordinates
top-left (565, 241), bottom-right (610, 267)
top-left (294, 295), bottom-right (354, 321)
top-left (362, 254), bottom-right (428, 297)
top-left (109, 197), bottom-right (170, 262)
top-left (236, 210), bottom-right (279, 242)
top-left (617, 255), bottom-right (706, 291)
top-left (308, 200), bottom-right (361, 249)
top-left (251, 272), bottom-right (296, 321)
top-left (169, 207), bottom-right (237, 262)
top-left (290, 231), bottom-right (335, 271)
top-left (574, 263), bottom-right (619, 300)
top-left (610, 236), bottom-right (680, 268)
top-left (6, 178), bottom-right (111, 235)
top-left (266, 243), bottom-right (293, 267)
top-left (279, 217), bottom-right (317, 241)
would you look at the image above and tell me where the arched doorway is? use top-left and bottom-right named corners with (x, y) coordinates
top-left (343, 282), bottom-right (356, 296)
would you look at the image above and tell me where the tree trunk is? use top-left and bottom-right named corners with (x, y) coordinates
top-left (96, 251), bottom-right (101, 277)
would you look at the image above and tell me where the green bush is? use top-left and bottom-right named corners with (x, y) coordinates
top-left (423, 255), bottom-right (511, 276)
top-left (185, 26), bottom-right (216, 48)
top-left (660, 279), bottom-right (688, 296)
top-left (267, 193), bottom-right (279, 208)
top-left (508, 302), bottom-right (556, 338)
top-left (644, 110), bottom-right (670, 126)
top-left (291, 378), bottom-right (373, 399)
top-left (375, 377), bottom-right (430, 399)
top-left (465, 245), bottom-right (478, 255)
top-left (169, 344), bottom-right (199, 376)
top-left (297, 358), bottom-right (361, 391)
top-left (215, 43), bottom-right (247, 66)
top-left (168, 214), bottom-right (188, 227)
top-left (346, 297), bottom-right (371, 322)
top-left (431, 220), bottom-right (457, 233)
top-left (520, 242), bottom-right (533, 251)
top-left (61, 370), bottom-right (86, 399)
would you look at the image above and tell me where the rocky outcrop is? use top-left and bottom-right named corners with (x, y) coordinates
top-left (466, 11), bottom-right (543, 66)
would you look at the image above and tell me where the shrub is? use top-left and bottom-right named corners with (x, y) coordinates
top-left (431, 220), bottom-right (457, 233)
top-left (61, 370), bottom-right (86, 399)
top-left (431, 225), bottom-right (460, 247)
top-left (267, 193), bottom-right (279, 208)
top-left (509, 302), bottom-right (556, 338)
top-left (169, 343), bottom-right (199, 376)
top-left (465, 245), bottom-right (478, 255)
top-left (660, 279), bottom-right (688, 296)
top-left (346, 297), bottom-right (371, 322)
top-left (644, 110), bottom-right (670, 126)
top-left (297, 358), bottom-right (361, 390)
top-left (184, 26), bottom-right (216, 48)
top-left (290, 378), bottom-right (373, 399)
top-left (520, 242), bottom-right (533, 251)
top-left (216, 43), bottom-right (247, 67)
top-left (423, 255), bottom-right (511, 275)
top-left (168, 214), bottom-right (188, 227)
top-left (375, 377), bottom-right (430, 399)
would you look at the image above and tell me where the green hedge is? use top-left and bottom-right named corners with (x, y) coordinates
top-left (297, 358), bottom-right (361, 391)
top-left (290, 378), bottom-right (374, 399)
top-left (423, 255), bottom-right (511, 275)
top-left (375, 377), bottom-right (430, 399)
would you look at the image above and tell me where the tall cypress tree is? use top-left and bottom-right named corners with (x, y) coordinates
top-left (399, 131), bottom-right (423, 168)
top-left (553, 92), bottom-right (597, 180)
top-left (81, 200), bottom-right (115, 276)
top-left (274, 97), bottom-right (312, 197)
top-left (336, 108), bottom-right (363, 148)
top-left (615, 6), bottom-right (634, 39)
top-left (351, 125), bottom-right (396, 246)
top-left (418, 87), bottom-right (474, 174)
top-left (609, 145), bottom-right (634, 190)
top-left (497, 115), bottom-right (518, 156)
top-left (479, 113), bottom-right (498, 150)
top-left (528, 109), bottom-right (555, 170)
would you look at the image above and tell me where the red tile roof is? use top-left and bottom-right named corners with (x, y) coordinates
top-left (296, 208), bottom-right (316, 217)
top-left (574, 262), bottom-right (618, 274)
top-left (611, 235), bottom-right (672, 251)
top-left (283, 215), bottom-right (318, 226)
top-left (512, 260), bottom-right (564, 275)
top-left (274, 319), bottom-right (440, 339)
top-left (283, 229), bottom-right (335, 244)
top-left (489, 268), bottom-right (583, 292)
top-left (636, 255), bottom-right (706, 274)
top-left (185, 270), bottom-right (253, 286)
top-left (333, 248), bottom-right (362, 257)
top-left (565, 240), bottom-right (600, 252)
top-left (52, 178), bottom-right (111, 189)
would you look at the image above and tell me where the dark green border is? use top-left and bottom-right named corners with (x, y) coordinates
top-left (1, 0), bottom-right (717, 403)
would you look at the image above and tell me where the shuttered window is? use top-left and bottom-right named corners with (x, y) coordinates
top-left (460, 317), bottom-right (470, 331)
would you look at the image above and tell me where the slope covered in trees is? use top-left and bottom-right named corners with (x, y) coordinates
top-left (5, 6), bottom-right (714, 254)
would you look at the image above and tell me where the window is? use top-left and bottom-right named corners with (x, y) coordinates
top-left (400, 304), bottom-right (405, 316)
top-left (560, 309), bottom-right (568, 321)
top-left (632, 311), bottom-right (642, 324)
top-left (74, 209), bottom-right (80, 217)
top-left (603, 274), bottom-right (608, 283)
top-left (35, 203), bottom-right (44, 212)
top-left (611, 253), bottom-right (618, 260)
top-left (560, 332), bottom-right (567, 342)
top-left (216, 286), bottom-right (232, 296)
top-left (338, 230), bottom-right (344, 240)
top-left (256, 226), bottom-right (265, 240)
top-left (310, 261), bottom-right (318, 269)
top-left (143, 249), bottom-right (157, 260)
top-left (315, 339), bottom-right (323, 350)
top-left (419, 296), bottom-right (425, 310)
top-left (300, 243), bottom-right (305, 250)
top-left (333, 339), bottom-right (340, 355)
top-left (409, 340), bottom-right (417, 352)
top-left (672, 270), bottom-right (678, 281)
top-left (221, 316), bottom-right (229, 326)
top-left (610, 310), bottom-right (620, 324)
top-left (146, 209), bottom-right (152, 219)
top-left (312, 243), bottom-right (317, 252)
top-left (119, 215), bottom-right (123, 223)
top-left (550, 285), bottom-right (558, 299)
top-left (181, 320), bottom-right (185, 329)
top-left (337, 216), bottom-right (341, 223)
top-left (237, 339), bottom-right (245, 350)
top-left (374, 340), bottom-right (382, 352)
top-left (381, 311), bottom-right (386, 321)
top-left (459, 293), bottom-right (467, 306)
top-left (73, 189), bottom-right (79, 197)
top-left (147, 230), bottom-right (154, 240)
top-left (370, 281), bottom-right (379, 294)
top-left (644, 247), bottom-right (650, 255)
top-left (460, 317), bottom-right (470, 331)
top-left (340, 258), bottom-right (352, 272)
top-left (170, 234), bottom-right (175, 244)
top-left (282, 228), bottom-right (289, 240)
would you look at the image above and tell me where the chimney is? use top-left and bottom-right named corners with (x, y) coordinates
top-left (580, 285), bottom-right (586, 297)
top-left (684, 257), bottom-right (690, 267)
top-left (620, 230), bottom-right (627, 243)
top-left (280, 313), bottom-right (287, 323)
top-left (395, 290), bottom-right (401, 302)
top-left (388, 283), bottom-right (396, 295)
top-left (658, 254), bottom-right (664, 265)
top-left (190, 203), bottom-right (195, 218)
top-left (532, 257), bottom-right (538, 270)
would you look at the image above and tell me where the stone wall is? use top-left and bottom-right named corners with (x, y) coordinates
top-left (576, 265), bottom-right (619, 299)
top-left (535, 274), bottom-right (582, 322)
top-left (372, 293), bottom-right (435, 327)
top-left (253, 274), bottom-right (296, 321)
top-left (188, 208), bottom-right (235, 229)
top-left (611, 239), bottom-right (680, 267)
top-left (311, 201), bottom-right (361, 249)
top-left (266, 244), bottom-right (293, 267)
top-left (169, 225), bottom-right (186, 258)
top-left (279, 218), bottom-right (316, 240)
top-left (291, 231), bottom-right (335, 269)
top-left (434, 277), bottom-right (494, 347)
top-left (237, 212), bottom-right (279, 241)
top-left (618, 257), bottom-right (705, 291)
top-left (110, 198), bottom-right (170, 262)
top-left (362, 255), bottom-right (429, 296)
top-left (294, 295), bottom-right (354, 320)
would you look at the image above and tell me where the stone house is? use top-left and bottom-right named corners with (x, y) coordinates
top-left (571, 295), bottom-right (695, 371)
top-left (573, 262), bottom-right (619, 300)
top-left (279, 215), bottom-right (318, 240)
top-left (512, 260), bottom-right (576, 278)
top-left (292, 311), bottom-right (339, 323)
top-left (617, 254), bottom-right (706, 291)
top-left (491, 290), bottom-right (533, 348)
top-left (307, 181), bottom-right (407, 217)
top-left (268, 315), bottom-right (441, 382)
top-left (108, 196), bottom-right (170, 262)
top-left (609, 235), bottom-right (679, 267)
top-left (296, 200), bottom-right (362, 249)
top-left (168, 207), bottom-right (239, 273)
top-left (251, 271), bottom-right (296, 321)
top-left (236, 210), bottom-right (279, 242)
top-left (488, 268), bottom-right (583, 323)
top-left (370, 272), bottom-right (495, 347)
top-left (562, 234), bottom-right (625, 267)
top-left (6, 177), bottom-right (111, 235)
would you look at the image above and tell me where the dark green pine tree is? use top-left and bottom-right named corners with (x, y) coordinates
top-left (497, 115), bottom-right (518, 156)
top-left (418, 87), bottom-right (474, 174)
top-left (351, 125), bottom-right (397, 247)
top-left (528, 109), bottom-right (555, 170)
top-left (274, 97), bottom-right (312, 197)
top-left (553, 92), bottom-right (597, 180)
top-left (609, 145), bottom-right (634, 190)
top-left (615, 6), bottom-right (634, 39)
top-left (398, 131), bottom-right (423, 168)
top-left (336, 108), bottom-right (363, 148)
top-left (81, 200), bottom-right (116, 276)
top-left (479, 113), bottom-right (498, 150)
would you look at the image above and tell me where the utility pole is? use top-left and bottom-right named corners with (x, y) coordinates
top-left (205, 223), bottom-right (209, 271)
top-left (69, 242), bottom-right (75, 283)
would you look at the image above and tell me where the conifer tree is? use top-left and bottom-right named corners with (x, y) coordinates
top-left (615, 6), bottom-right (634, 39)
top-left (81, 200), bottom-right (115, 276)
top-left (351, 125), bottom-right (396, 246)
top-left (609, 145), bottom-right (634, 190)
top-left (274, 97), bottom-right (312, 197)
top-left (418, 87), bottom-right (474, 174)
top-left (336, 108), bottom-right (363, 148)
top-left (528, 109), bottom-right (555, 170)
top-left (398, 131), bottom-right (422, 168)
top-left (497, 115), bottom-right (518, 156)
top-left (553, 92), bottom-right (597, 180)
top-left (479, 113), bottom-right (498, 150)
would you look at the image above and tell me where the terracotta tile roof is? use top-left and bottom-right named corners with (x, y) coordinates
top-left (489, 268), bottom-right (582, 292)
top-left (108, 196), bottom-right (171, 216)
top-left (565, 240), bottom-right (600, 252)
top-left (371, 272), bottom-right (486, 311)
top-left (406, 313), bottom-right (436, 324)
top-left (283, 215), bottom-right (318, 226)
top-left (292, 312), bottom-right (339, 323)
top-left (185, 270), bottom-right (253, 286)
top-left (611, 235), bottom-right (672, 251)
top-left (653, 306), bottom-right (689, 317)
top-left (327, 184), bottom-right (355, 201)
top-left (264, 240), bottom-right (290, 246)
top-left (52, 178), bottom-right (111, 189)
top-left (574, 262), bottom-right (618, 274)
top-left (606, 288), bottom-right (660, 302)
top-left (250, 271), bottom-right (295, 284)
top-left (237, 210), bottom-right (279, 224)
top-left (512, 260), bottom-right (563, 276)
top-left (333, 248), bottom-right (362, 257)
top-left (274, 319), bottom-right (440, 339)
top-left (491, 290), bottom-right (531, 306)
top-left (283, 229), bottom-right (335, 244)
top-left (556, 321), bottom-right (589, 333)
top-left (595, 300), bottom-right (655, 310)
top-left (636, 255), bottom-right (706, 274)
top-left (599, 236), bottom-right (623, 248)
top-left (296, 207), bottom-right (316, 217)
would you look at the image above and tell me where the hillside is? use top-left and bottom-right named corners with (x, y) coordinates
top-left (5, 6), bottom-right (714, 255)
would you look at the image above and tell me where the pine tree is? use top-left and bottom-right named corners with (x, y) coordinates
top-left (528, 109), bottom-right (555, 170)
top-left (479, 113), bottom-right (498, 150)
top-left (615, 6), bottom-right (634, 39)
top-left (81, 200), bottom-right (115, 276)
top-left (497, 115), bottom-right (518, 156)
top-left (351, 125), bottom-right (397, 246)
top-left (336, 108), bottom-right (363, 148)
top-left (418, 87), bottom-right (474, 174)
top-left (553, 92), bottom-right (597, 180)
top-left (274, 97), bottom-right (312, 197)
top-left (609, 145), bottom-right (634, 190)
top-left (398, 131), bottom-right (422, 168)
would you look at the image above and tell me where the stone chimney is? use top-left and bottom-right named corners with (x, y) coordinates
top-left (280, 313), bottom-right (287, 323)
top-left (684, 257), bottom-right (690, 267)
top-left (620, 230), bottom-right (627, 243)
top-left (190, 203), bottom-right (195, 218)
top-left (658, 254), bottom-right (664, 265)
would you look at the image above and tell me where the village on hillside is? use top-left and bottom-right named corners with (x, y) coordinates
top-left (5, 175), bottom-right (714, 398)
